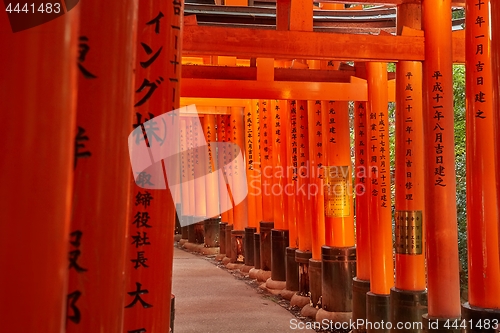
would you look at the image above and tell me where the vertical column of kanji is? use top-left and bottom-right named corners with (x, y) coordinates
top-left (226, 114), bottom-right (235, 227)
top-left (306, 99), bottom-right (326, 261)
top-left (180, 118), bottom-right (191, 241)
top-left (193, 116), bottom-right (207, 245)
top-left (0, 5), bottom-right (78, 333)
top-left (124, 1), bottom-right (182, 331)
top-left (269, 100), bottom-right (289, 285)
top-left (260, 100), bottom-right (274, 222)
top-left (295, 100), bottom-right (313, 297)
top-left (67, 0), bottom-right (138, 331)
top-left (285, 100), bottom-right (300, 292)
top-left (251, 101), bottom-right (264, 229)
top-left (318, 100), bottom-right (356, 318)
top-left (271, 100), bottom-right (286, 230)
top-left (352, 101), bottom-right (371, 330)
top-left (422, 0), bottom-right (462, 327)
top-left (187, 118), bottom-right (197, 242)
top-left (217, 114), bottom-right (230, 225)
top-left (230, 107), bottom-right (248, 231)
top-left (306, 98), bottom-right (325, 309)
top-left (203, 115), bottom-right (220, 250)
top-left (244, 105), bottom-right (257, 267)
top-left (391, 5), bottom-right (427, 331)
top-left (245, 108), bottom-right (257, 229)
top-left (365, 62), bottom-right (394, 333)
top-left (463, 0), bottom-right (500, 326)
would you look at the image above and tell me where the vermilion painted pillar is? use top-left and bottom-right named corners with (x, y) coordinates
top-left (366, 62), bottom-right (394, 333)
top-left (225, 114), bottom-right (235, 227)
top-left (493, 0), bottom-right (500, 319)
top-left (1, 8), bottom-right (78, 333)
top-left (422, 0), bottom-right (462, 327)
top-left (251, 101), bottom-right (263, 229)
top-left (260, 100), bottom-right (274, 222)
top-left (230, 107), bottom-right (249, 231)
top-left (319, 100), bottom-right (356, 317)
top-left (286, 100), bottom-right (300, 292)
top-left (194, 116), bottom-right (207, 220)
top-left (203, 115), bottom-right (220, 248)
top-left (67, 0), bottom-right (138, 331)
top-left (352, 101), bottom-right (372, 330)
top-left (124, 1), bottom-right (181, 332)
top-left (463, 0), bottom-right (500, 327)
top-left (307, 99), bottom-right (326, 261)
top-left (296, 100), bottom-right (313, 295)
top-left (217, 114), bottom-right (230, 224)
top-left (270, 100), bottom-right (289, 283)
top-left (391, 4), bottom-right (428, 332)
top-left (245, 108), bottom-right (257, 229)
top-left (306, 98), bottom-right (325, 308)
top-left (180, 118), bottom-right (191, 228)
top-left (271, 100), bottom-right (287, 230)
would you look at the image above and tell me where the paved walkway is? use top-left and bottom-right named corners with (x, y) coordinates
top-left (172, 247), bottom-right (315, 333)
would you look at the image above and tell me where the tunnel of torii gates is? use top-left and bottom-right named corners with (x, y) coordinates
top-left (3, 0), bottom-right (500, 332)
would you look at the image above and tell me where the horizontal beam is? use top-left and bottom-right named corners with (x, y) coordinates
top-left (181, 65), bottom-right (356, 82)
top-left (180, 78), bottom-right (398, 101)
top-left (183, 25), bottom-right (465, 63)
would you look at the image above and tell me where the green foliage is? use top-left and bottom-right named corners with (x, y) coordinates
top-left (452, 64), bottom-right (468, 294)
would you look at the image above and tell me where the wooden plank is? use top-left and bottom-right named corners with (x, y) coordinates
top-left (183, 25), bottom-right (465, 63)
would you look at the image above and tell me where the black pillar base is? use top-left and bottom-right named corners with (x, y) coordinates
top-left (309, 258), bottom-right (322, 308)
top-left (260, 221), bottom-right (274, 271)
top-left (204, 218), bottom-right (220, 248)
top-left (194, 220), bottom-right (204, 244)
top-left (187, 216), bottom-right (195, 243)
top-left (286, 247), bottom-right (299, 291)
top-left (170, 294), bottom-right (175, 333)
top-left (230, 230), bottom-right (244, 263)
top-left (244, 227), bottom-right (257, 266)
top-left (295, 249), bottom-right (312, 296)
top-left (219, 222), bottom-right (228, 255)
top-left (271, 229), bottom-right (289, 281)
top-left (462, 302), bottom-right (500, 333)
top-left (366, 292), bottom-right (390, 333)
top-left (321, 246), bottom-right (356, 312)
top-left (422, 314), bottom-right (462, 333)
top-left (254, 233), bottom-right (261, 269)
top-left (390, 288), bottom-right (427, 333)
top-left (225, 224), bottom-right (233, 258)
top-left (353, 278), bottom-right (370, 333)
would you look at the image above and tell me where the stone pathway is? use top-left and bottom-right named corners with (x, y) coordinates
top-left (172, 247), bottom-right (316, 333)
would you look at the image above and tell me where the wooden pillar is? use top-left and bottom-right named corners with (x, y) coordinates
top-left (124, 1), bottom-right (181, 331)
top-left (260, 100), bottom-right (274, 222)
top-left (322, 100), bottom-right (355, 248)
top-left (203, 115), bottom-right (220, 219)
top-left (230, 107), bottom-right (249, 231)
top-left (463, 0), bottom-right (500, 323)
top-left (245, 107), bottom-right (258, 228)
top-left (390, 4), bottom-right (428, 332)
top-left (225, 115), bottom-right (235, 226)
top-left (354, 101), bottom-right (371, 281)
top-left (307, 98), bottom-right (326, 260)
top-left (287, 101), bottom-right (299, 248)
top-left (422, 0), bottom-right (462, 323)
top-left (193, 117), bottom-right (207, 220)
top-left (366, 62), bottom-right (394, 332)
top-left (493, 0), bottom-right (500, 299)
top-left (67, 0), bottom-right (138, 331)
top-left (252, 101), bottom-right (264, 229)
top-left (180, 119), bottom-right (191, 220)
top-left (296, 100), bottom-right (312, 253)
top-left (271, 100), bottom-right (288, 230)
top-left (1, 7), bottom-right (79, 333)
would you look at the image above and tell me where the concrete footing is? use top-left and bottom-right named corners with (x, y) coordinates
top-left (291, 293), bottom-right (310, 308)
